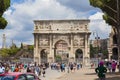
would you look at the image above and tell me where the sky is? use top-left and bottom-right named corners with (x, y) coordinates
top-left (0, 0), bottom-right (111, 48)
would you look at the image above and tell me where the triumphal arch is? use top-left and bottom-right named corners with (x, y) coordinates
top-left (33, 19), bottom-right (91, 66)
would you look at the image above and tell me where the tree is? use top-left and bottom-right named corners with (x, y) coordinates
top-left (28, 45), bottom-right (34, 51)
top-left (9, 47), bottom-right (20, 56)
top-left (89, 0), bottom-right (119, 28)
top-left (0, 0), bottom-right (10, 29)
top-left (20, 42), bottom-right (23, 49)
top-left (90, 44), bottom-right (97, 58)
top-left (89, 0), bottom-right (120, 72)
top-left (0, 47), bottom-right (20, 61)
top-left (0, 48), bottom-right (9, 58)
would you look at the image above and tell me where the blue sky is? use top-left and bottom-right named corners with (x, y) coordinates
top-left (0, 0), bottom-right (111, 48)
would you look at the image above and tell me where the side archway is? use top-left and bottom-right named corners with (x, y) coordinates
top-left (113, 35), bottom-right (117, 44)
top-left (75, 49), bottom-right (83, 62)
top-left (40, 49), bottom-right (48, 63)
top-left (112, 48), bottom-right (118, 60)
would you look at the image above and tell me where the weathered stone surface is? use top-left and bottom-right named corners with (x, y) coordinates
top-left (33, 19), bottom-right (91, 65)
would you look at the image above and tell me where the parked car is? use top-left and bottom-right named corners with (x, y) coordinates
top-left (0, 72), bottom-right (41, 80)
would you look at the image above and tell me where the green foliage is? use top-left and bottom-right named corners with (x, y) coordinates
top-left (101, 49), bottom-right (108, 58)
top-left (0, 0), bottom-right (10, 29)
top-left (89, 0), bottom-right (119, 27)
top-left (0, 0), bottom-right (10, 16)
top-left (0, 17), bottom-right (7, 29)
top-left (9, 47), bottom-right (20, 56)
top-left (0, 48), bottom-right (9, 58)
top-left (10, 43), bottom-right (17, 49)
top-left (0, 47), bottom-right (20, 58)
top-left (90, 44), bottom-right (108, 58)
top-left (90, 44), bottom-right (98, 58)
top-left (28, 45), bottom-right (34, 51)
top-left (55, 55), bottom-right (62, 62)
top-left (20, 43), bottom-right (23, 49)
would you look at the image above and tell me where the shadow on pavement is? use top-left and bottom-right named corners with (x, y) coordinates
top-left (85, 72), bottom-right (120, 80)
top-left (85, 73), bottom-right (96, 75)
top-left (85, 72), bottom-right (120, 75)
top-left (94, 76), bottom-right (120, 80)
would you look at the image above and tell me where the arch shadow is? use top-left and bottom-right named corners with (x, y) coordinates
top-left (85, 72), bottom-right (120, 80)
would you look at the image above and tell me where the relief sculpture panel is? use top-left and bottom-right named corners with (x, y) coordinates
top-left (79, 38), bottom-right (84, 46)
top-left (73, 36), bottom-right (79, 46)
top-left (73, 36), bottom-right (84, 46)
top-left (39, 35), bottom-right (49, 46)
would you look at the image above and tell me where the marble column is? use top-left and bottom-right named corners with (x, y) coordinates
top-left (70, 34), bottom-right (74, 62)
top-left (34, 34), bottom-right (40, 64)
top-left (48, 34), bottom-right (54, 63)
top-left (84, 34), bottom-right (88, 66)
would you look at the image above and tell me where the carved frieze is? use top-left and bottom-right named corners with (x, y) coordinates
top-left (34, 21), bottom-right (89, 31)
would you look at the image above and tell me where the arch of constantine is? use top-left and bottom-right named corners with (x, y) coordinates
top-left (33, 19), bottom-right (91, 66)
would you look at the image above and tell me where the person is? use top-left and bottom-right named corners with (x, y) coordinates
top-left (95, 61), bottom-right (107, 80)
top-left (107, 62), bottom-right (112, 73)
top-left (0, 65), bottom-right (4, 74)
top-left (5, 65), bottom-right (9, 73)
top-left (61, 63), bottom-right (65, 72)
top-left (77, 63), bottom-right (80, 70)
top-left (42, 64), bottom-right (46, 77)
top-left (14, 65), bottom-right (19, 72)
top-left (73, 63), bottom-right (76, 72)
top-left (70, 63), bottom-right (73, 72)
top-left (11, 65), bottom-right (15, 72)
top-left (26, 67), bottom-right (31, 72)
top-left (111, 61), bottom-right (117, 73)
top-left (35, 65), bottom-right (40, 76)
top-left (80, 62), bottom-right (82, 68)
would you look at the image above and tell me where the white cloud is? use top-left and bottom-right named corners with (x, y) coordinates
top-left (89, 12), bottom-right (111, 39)
top-left (1, 0), bottom-right (78, 47)
top-left (0, 0), bottom-right (111, 48)
top-left (89, 12), bottom-right (103, 20)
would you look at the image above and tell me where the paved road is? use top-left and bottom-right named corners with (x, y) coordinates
top-left (39, 67), bottom-right (120, 80)
top-left (39, 68), bottom-right (66, 80)
top-left (56, 67), bottom-right (97, 80)
top-left (39, 67), bottom-right (97, 80)
top-left (56, 67), bottom-right (120, 80)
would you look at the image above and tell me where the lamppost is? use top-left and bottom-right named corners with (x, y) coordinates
top-left (93, 31), bottom-right (101, 66)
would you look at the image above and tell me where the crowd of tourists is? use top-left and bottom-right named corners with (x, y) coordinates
top-left (95, 60), bottom-right (119, 80)
top-left (50, 62), bottom-right (82, 72)
top-left (0, 62), bottom-right (49, 77)
top-left (105, 60), bottom-right (118, 73)
top-left (0, 61), bottom-right (83, 78)
top-left (0, 60), bottom-right (118, 80)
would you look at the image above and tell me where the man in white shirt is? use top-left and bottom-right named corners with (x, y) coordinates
top-left (0, 65), bottom-right (5, 74)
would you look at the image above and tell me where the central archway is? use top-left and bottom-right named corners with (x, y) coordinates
top-left (54, 40), bottom-right (69, 63)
